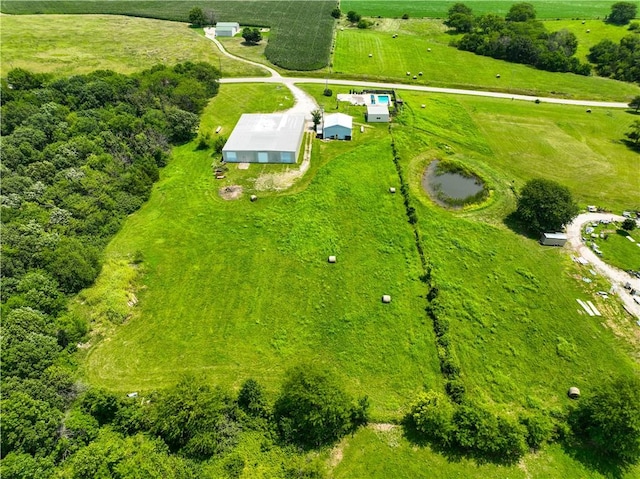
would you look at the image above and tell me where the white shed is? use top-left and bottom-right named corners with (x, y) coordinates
top-left (216, 22), bottom-right (240, 37)
top-left (540, 232), bottom-right (568, 246)
top-left (366, 104), bottom-right (389, 123)
top-left (222, 113), bottom-right (306, 164)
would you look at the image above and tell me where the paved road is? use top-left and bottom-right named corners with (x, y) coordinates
top-left (566, 213), bottom-right (640, 319)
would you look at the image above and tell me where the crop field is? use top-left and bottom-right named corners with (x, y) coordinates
top-left (342, 0), bottom-right (622, 19)
top-left (0, 14), bottom-right (266, 77)
top-left (0, 1), bottom-right (335, 70)
top-left (332, 19), bottom-right (640, 101)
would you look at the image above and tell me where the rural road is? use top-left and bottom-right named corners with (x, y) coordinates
top-left (204, 28), bottom-right (629, 110)
top-left (566, 213), bottom-right (640, 319)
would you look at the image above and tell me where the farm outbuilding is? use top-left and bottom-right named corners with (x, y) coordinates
top-left (540, 232), bottom-right (568, 246)
top-left (323, 113), bottom-right (352, 140)
top-left (366, 104), bottom-right (389, 122)
top-left (222, 113), bottom-right (306, 164)
top-left (215, 22), bottom-right (240, 37)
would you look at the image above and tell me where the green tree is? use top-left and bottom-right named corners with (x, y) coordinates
top-left (626, 120), bottom-right (640, 146)
top-left (629, 95), bottom-right (640, 112)
top-left (515, 178), bottom-right (579, 233)
top-left (506, 3), bottom-right (537, 22)
top-left (569, 376), bottom-right (640, 465)
top-left (311, 109), bottom-right (323, 130)
top-left (607, 2), bottom-right (638, 25)
top-left (444, 3), bottom-right (475, 33)
top-left (622, 218), bottom-right (637, 231)
top-left (410, 391), bottom-right (456, 445)
top-left (188, 7), bottom-right (206, 27)
top-left (274, 365), bottom-right (368, 449)
top-left (331, 7), bottom-right (341, 19)
top-left (237, 378), bottom-right (269, 418)
top-left (346, 11), bottom-right (361, 23)
top-left (242, 27), bottom-right (263, 44)
top-left (0, 392), bottom-right (62, 456)
top-left (0, 452), bottom-right (55, 479)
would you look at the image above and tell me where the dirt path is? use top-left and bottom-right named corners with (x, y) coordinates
top-left (566, 213), bottom-right (640, 319)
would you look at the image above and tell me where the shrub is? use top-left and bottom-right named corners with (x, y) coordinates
top-left (445, 379), bottom-right (466, 404)
top-left (331, 7), bottom-right (341, 19)
top-left (323, 88), bottom-right (333, 97)
top-left (519, 412), bottom-right (555, 450)
top-left (410, 391), bottom-right (456, 445)
top-left (402, 13), bottom-right (409, 20)
top-left (622, 218), bottom-right (636, 231)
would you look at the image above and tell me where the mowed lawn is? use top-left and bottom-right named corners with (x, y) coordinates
top-left (332, 19), bottom-right (640, 101)
top-left (342, 0), bottom-right (622, 19)
top-left (82, 84), bottom-right (442, 419)
top-left (0, 14), bottom-right (265, 77)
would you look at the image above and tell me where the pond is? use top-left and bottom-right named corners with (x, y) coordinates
top-left (422, 160), bottom-right (486, 207)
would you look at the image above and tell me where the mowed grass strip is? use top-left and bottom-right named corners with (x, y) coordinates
top-left (342, 0), bottom-right (621, 19)
top-left (331, 19), bottom-right (640, 101)
top-left (0, 14), bottom-right (266, 77)
top-left (82, 83), bottom-right (442, 419)
top-left (0, 1), bottom-right (336, 70)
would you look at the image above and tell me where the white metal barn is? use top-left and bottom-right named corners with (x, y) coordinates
top-left (366, 104), bottom-right (389, 122)
top-left (216, 22), bottom-right (240, 37)
top-left (222, 113), bottom-right (306, 164)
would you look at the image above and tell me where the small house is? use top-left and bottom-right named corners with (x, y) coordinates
top-left (323, 113), bottom-right (352, 140)
top-left (540, 232), bottom-right (568, 246)
top-left (366, 104), bottom-right (389, 123)
top-left (216, 22), bottom-right (240, 37)
top-left (222, 113), bottom-right (306, 164)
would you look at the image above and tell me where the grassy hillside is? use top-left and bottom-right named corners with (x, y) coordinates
top-left (0, 1), bottom-right (335, 70)
top-left (0, 14), bottom-right (266, 77)
top-left (331, 19), bottom-right (640, 101)
top-left (342, 0), bottom-right (622, 19)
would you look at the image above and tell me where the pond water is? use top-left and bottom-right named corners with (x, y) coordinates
top-left (422, 161), bottom-right (485, 205)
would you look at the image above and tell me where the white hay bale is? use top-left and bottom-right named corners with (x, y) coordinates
top-left (250, 195), bottom-right (258, 202)
top-left (369, 53), bottom-right (373, 57)
top-left (382, 295), bottom-right (391, 303)
top-left (389, 187), bottom-right (396, 193)
top-left (568, 387), bottom-right (581, 399)
top-left (421, 104), bottom-right (426, 108)
top-left (328, 256), bottom-right (337, 263)
top-left (427, 48), bottom-right (431, 52)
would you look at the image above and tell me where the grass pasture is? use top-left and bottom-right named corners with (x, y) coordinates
top-left (80, 83), bottom-right (442, 419)
top-left (0, 1), bottom-right (336, 70)
top-left (331, 19), bottom-right (640, 101)
top-left (342, 1), bottom-right (622, 19)
top-left (585, 223), bottom-right (640, 271)
top-left (0, 14), bottom-right (266, 77)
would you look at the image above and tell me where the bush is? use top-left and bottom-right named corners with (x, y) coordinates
top-left (357, 19), bottom-right (372, 29)
top-left (519, 412), bottom-right (555, 450)
top-left (622, 218), bottom-right (636, 231)
top-left (410, 391), bottom-right (456, 445)
top-left (323, 88), bottom-right (333, 97)
top-left (445, 379), bottom-right (466, 404)
top-left (402, 13), bottom-right (409, 20)
top-left (331, 7), bottom-right (341, 19)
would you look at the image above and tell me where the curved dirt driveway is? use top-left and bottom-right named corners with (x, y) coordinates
top-left (566, 213), bottom-right (640, 319)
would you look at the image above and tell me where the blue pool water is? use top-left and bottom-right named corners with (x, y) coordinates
top-left (377, 95), bottom-right (390, 104)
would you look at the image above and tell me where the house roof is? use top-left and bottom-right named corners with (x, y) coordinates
top-left (222, 113), bottom-right (306, 153)
top-left (367, 104), bottom-right (389, 115)
top-left (216, 22), bottom-right (240, 28)
top-left (323, 113), bottom-right (352, 130)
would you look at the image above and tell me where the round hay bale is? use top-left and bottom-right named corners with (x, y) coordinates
top-left (406, 71), bottom-right (411, 76)
top-left (413, 75), bottom-right (417, 79)
top-left (382, 295), bottom-right (391, 303)
top-left (250, 195), bottom-right (258, 202)
top-left (421, 104), bottom-right (426, 108)
top-left (369, 53), bottom-right (373, 57)
top-left (496, 73), bottom-right (501, 78)
top-left (427, 48), bottom-right (432, 52)
top-left (586, 109), bottom-right (592, 113)
top-left (419, 71), bottom-right (423, 76)
top-left (328, 256), bottom-right (337, 263)
top-left (389, 187), bottom-right (396, 193)
top-left (568, 387), bottom-right (581, 399)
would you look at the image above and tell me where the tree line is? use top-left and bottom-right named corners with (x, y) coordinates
top-left (445, 3), bottom-right (592, 75)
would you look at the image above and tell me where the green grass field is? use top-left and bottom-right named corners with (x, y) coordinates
top-left (79, 83), bottom-right (443, 420)
top-left (0, 14), bottom-right (266, 77)
top-left (0, 1), bottom-right (335, 70)
top-left (586, 223), bottom-right (640, 271)
top-left (77, 82), bottom-right (640, 476)
top-left (342, 0), bottom-right (623, 19)
top-left (331, 19), bottom-right (640, 101)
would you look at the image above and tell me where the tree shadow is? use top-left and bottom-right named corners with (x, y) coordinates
top-left (240, 41), bottom-right (261, 47)
top-left (401, 418), bottom-right (522, 467)
top-left (559, 439), bottom-right (630, 479)
top-left (503, 211), bottom-right (540, 240)
top-left (621, 139), bottom-right (640, 152)
top-left (625, 109), bottom-right (640, 116)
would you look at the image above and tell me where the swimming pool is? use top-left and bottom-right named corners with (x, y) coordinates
top-left (377, 95), bottom-right (390, 105)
